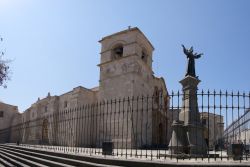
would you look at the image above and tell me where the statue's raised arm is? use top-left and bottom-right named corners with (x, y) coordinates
top-left (194, 53), bottom-right (203, 59)
top-left (182, 44), bottom-right (189, 57)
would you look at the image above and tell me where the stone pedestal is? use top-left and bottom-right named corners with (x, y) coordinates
top-left (169, 76), bottom-right (207, 156)
top-left (185, 124), bottom-right (207, 155)
top-left (169, 120), bottom-right (188, 154)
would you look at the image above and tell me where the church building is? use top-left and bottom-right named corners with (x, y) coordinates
top-left (0, 27), bottom-right (172, 148)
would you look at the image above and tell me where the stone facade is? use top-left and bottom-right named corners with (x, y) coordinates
top-left (0, 27), bottom-right (171, 148)
top-left (98, 28), bottom-right (169, 148)
top-left (19, 86), bottom-right (98, 146)
top-left (200, 112), bottom-right (224, 149)
top-left (0, 102), bottom-right (20, 143)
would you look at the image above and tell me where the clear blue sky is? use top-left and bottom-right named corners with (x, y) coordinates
top-left (0, 0), bottom-right (250, 112)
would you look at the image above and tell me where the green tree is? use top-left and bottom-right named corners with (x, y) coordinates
top-left (0, 37), bottom-right (11, 88)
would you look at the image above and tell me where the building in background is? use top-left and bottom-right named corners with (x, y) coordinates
top-left (200, 112), bottom-right (224, 149)
top-left (0, 102), bottom-right (21, 143)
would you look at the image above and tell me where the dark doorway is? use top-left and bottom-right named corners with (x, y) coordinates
top-left (158, 123), bottom-right (163, 145)
top-left (42, 119), bottom-right (49, 144)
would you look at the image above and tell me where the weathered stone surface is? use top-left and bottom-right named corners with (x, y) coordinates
top-left (169, 75), bottom-right (207, 155)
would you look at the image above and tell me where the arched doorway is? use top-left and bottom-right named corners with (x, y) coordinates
top-left (42, 119), bottom-right (49, 144)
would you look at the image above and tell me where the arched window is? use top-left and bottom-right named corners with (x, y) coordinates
top-left (153, 86), bottom-right (159, 104)
top-left (141, 50), bottom-right (148, 63)
top-left (112, 45), bottom-right (123, 60)
top-left (64, 101), bottom-right (68, 108)
top-left (0, 111), bottom-right (3, 117)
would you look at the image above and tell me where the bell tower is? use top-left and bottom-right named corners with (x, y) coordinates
top-left (98, 27), bottom-right (155, 100)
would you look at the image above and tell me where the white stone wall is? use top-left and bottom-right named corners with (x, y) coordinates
top-left (0, 102), bottom-right (20, 143)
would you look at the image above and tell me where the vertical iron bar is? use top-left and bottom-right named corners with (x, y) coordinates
top-left (81, 105), bottom-right (85, 153)
top-left (110, 99), bottom-right (113, 155)
top-left (102, 101), bottom-right (105, 154)
top-left (195, 90), bottom-right (198, 161)
top-left (135, 96), bottom-right (139, 157)
top-left (74, 108), bottom-right (77, 153)
top-left (66, 109), bottom-right (68, 152)
top-left (126, 97), bottom-right (129, 159)
top-left (177, 91), bottom-right (180, 162)
top-left (60, 109), bottom-right (65, 151)
top-left (75, 108), bottom-right (78, 153)
top-left (117, 98), bottom-right (121, 156)
top-left (90, 104), bottom-right (92, 154)
top-left (64, 110), bottom-right (66, 152)
top-left (151, 95), bottom-right (154, 161)
top-left (79, 106), bottom-right (83, 153)
top-left (106, 100), bottom-right (109, 156)
top-left (226, 91), bottom-right (229, 160)
top-left (95, 102), bottom-right (98, 155)
top-left (146, 95), bottom-right (149, 159)
top-left (207, 90), bottom-right (210, 162)
top-left (84, 105), bottom-right (87, 153)
top-left (58, 111), bottom-right (61, 150)
top-left (213, 90), bottom-right (216, 161)
top-left (121, 98), bottom-right (125, 157)
top-left (243, 92), bottom-right (246, 161)
top-left (70, 109), bottom-right (73, 152)
top-left (182, 90), bottom-right (186, 161)
top-left (89, 104), bottom-right (92, 154)
top-left (85, 104), bottom-right (91, 154)
top-left (64, 110), bottom-right (67, 152)
top-left (71, 108), bottom-right (74, 152)
top-left (84, 104), bottom-right (88, 153)
top-left (201, 90), bottom-right (204, 161)
top-left (219, 90), bottom-right (222, 160)
top-left (171, 91), bottom-right (174, 161)
top-left (98, 102), bottom-right (101, 155)
top-left (232, 91), bottom-right (234, 150)
top-left (141, 95), bottom-right (144, 159)
top-left (67, 109), bottom-right (70, 152)
top-left (156, 93), bottom-right (159, 160)
top-left (247, 92), bottom-right (250, 161)
top-left (78, 107), bottom-right (81, 153)
top-left (237, 91), bottom-right (241, 163)
top-left (114, 99), bottom-right (117, 156)
top-left (90, 104), bottom-right (93, 155)
top-left (130, 96), bottom-right (134, 157)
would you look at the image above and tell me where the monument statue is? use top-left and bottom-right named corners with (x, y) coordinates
top-left (182, 45), bottom-right (203, 77)
top-left (168, 45), bottom-right (207, 156)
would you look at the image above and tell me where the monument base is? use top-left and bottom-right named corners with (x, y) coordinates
top-left (169, 121), bottom-right (207, 156)
top-left (186, 123), bottom-right (207, 155)
top-left (168, 120), bottom-right (188, 154)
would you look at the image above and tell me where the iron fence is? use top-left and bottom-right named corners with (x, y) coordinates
top-left (0, 90), bottom-right (249, 162)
